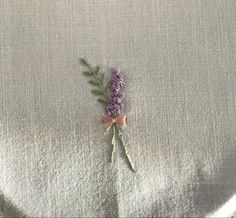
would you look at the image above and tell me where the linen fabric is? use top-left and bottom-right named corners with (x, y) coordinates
top-left (0, 0), bottom-right (236, 217)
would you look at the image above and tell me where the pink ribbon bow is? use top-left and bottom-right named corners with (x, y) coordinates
top-left (103, 115), bottom-right (127, 129)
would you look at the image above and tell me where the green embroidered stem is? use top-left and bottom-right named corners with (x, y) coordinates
top-left (80, 58), bottom-right (108, 106)
top-left (115, 124), bottom-right (136, 172)
top-left (111, 124), bottom-right (116, 163)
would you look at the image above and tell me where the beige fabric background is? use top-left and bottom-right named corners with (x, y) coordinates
top-left (0, 0), bottom-right (236, 217)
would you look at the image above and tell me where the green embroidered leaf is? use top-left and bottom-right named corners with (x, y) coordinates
top-left (97, 98), bottom-right (107, 106)
top-left (91, 90), bottom-right (104, 96)
top-left (105, 81), bottom-right (111, 92)
top-left (80, 58), bottom-right (89, 67)
top-left (94, 66), bottom-right (99, 74)
top-left (89, 80), bottom-right (100, 86)
top-left (80, 58), bottom-right (108, 108)
top-left (83, 71), bottom-right (93, 77)
top-left (99, 73), bottom-right (104, 81)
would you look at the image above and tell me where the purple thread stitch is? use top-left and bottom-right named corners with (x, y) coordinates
top-left (105, 68), bottom-right (125, 117)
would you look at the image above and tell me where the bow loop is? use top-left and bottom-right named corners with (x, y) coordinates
top-left (103, 115), bottom-right (126, 129)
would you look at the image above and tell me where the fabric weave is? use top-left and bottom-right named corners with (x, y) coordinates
top-left (0, 0), bottom-right (236, 217)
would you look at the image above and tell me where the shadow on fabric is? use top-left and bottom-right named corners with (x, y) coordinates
top-left (0, 193), bottom-right (27, 218)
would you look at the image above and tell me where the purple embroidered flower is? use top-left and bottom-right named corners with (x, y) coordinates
top-left (105, 68), bottom-right (125, 116)
top-left (81, 58), bottom-right (136, 172)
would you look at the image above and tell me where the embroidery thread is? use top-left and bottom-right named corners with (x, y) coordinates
top-left (80, 58), bottom-right (136, 172)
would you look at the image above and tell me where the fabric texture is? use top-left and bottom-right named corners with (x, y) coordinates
top-left (0, 0), bottom-right (236, 217)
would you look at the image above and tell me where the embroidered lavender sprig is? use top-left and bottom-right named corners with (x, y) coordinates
top-left (80, 58), bottom-right (136, 172)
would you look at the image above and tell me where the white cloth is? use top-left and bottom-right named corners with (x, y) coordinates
top-left (0, 0), bottom-right (236, 217)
